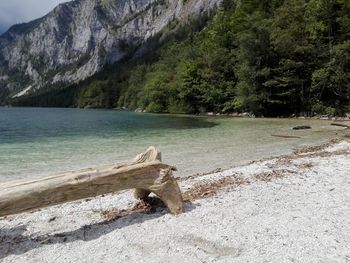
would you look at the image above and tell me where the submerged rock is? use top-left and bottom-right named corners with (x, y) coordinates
top-left (293, 125), bottom-right (312, 130)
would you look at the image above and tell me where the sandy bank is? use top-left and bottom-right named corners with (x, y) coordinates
top-left (1, 140), bottom-right (350, 262)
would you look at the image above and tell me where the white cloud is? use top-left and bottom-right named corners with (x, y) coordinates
top-left (0, 0), bottom-right (71, 34)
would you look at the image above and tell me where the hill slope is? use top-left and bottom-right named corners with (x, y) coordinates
top-left (0, 0), bottom-right (221, 100)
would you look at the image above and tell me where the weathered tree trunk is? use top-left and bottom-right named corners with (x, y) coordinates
top-left (0, 147), bottom-right (183, 217)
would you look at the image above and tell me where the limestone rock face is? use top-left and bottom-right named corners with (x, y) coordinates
top-left (0, 0), bottom-right (221, 98)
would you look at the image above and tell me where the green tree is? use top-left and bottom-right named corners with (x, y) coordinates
top-left (267, 0), bottom-right (318, 114)
top-left (311, 40), bottom-right (350, 114)
top-left (232, 4), bottom-right (274, 114)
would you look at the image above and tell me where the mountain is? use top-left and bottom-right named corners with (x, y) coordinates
top-left (0, 0), bottom-right (221, 101)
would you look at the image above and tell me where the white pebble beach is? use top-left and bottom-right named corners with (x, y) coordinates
top-left (1, 140), bottom-right (350, 263)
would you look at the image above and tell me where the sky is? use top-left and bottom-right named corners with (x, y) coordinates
top-left (0, 0), bottom-right (71, 34)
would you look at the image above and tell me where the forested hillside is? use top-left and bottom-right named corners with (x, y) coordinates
top-left (12, 0), bottom-right (350, 116)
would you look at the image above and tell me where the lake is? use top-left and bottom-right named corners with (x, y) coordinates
top-left (0, 107), bottom-right (345, 182)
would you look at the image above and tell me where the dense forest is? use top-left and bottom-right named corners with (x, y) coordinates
top-left (13, 0), bottom-right (350, 116)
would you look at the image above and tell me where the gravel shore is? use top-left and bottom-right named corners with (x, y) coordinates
top-left (1, 140), bottom-right (350, 263)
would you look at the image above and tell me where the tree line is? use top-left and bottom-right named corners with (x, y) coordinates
top-left (13, 0), bottom-right (350, 116)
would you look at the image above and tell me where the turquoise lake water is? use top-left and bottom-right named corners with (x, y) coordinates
top-left (0, 107), bottom-right (345, 182)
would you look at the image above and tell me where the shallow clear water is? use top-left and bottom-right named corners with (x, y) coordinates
top-left (0, 107), bottom-right (345, 182)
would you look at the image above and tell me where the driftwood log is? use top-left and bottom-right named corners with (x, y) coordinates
top-left (271, 134), bottom-right (301, 139)
top-left (331, 122), bottom-right (350, 129)
top-left (0, 147), bottom-right (183, 217)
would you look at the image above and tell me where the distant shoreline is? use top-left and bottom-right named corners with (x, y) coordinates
top-left (2, 105), bottom-right (350, 122)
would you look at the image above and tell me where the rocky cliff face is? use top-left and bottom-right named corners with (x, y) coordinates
top-left (0, 0), bottom-right (221, 99)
